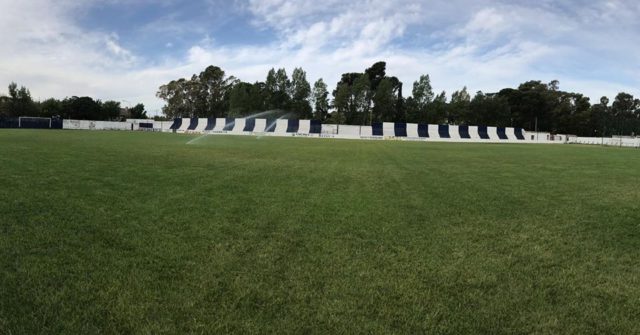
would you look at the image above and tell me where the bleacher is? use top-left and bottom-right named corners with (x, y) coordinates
top-left (2, 115), bottom-right (536, 143)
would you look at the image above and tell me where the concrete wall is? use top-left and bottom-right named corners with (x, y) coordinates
top-left (570, 136), bottom-right (640, 147)
top-left (232, 118), bottom-right (246, 133)
top-left (274, 119), bottom-right (288, 134)
top-left (69, 118), bottom-right (640, 147)
top-left (64, 120), bottom-right (132, 130)
top-left (298, 120), bottom-right (311, 134)
top-left (339, 125), bottom-right (361, 137)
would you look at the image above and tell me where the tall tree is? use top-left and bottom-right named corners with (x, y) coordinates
top-left (129, 103), bottom-right (148, 119)
top-left (611, 92), bottom-right (639, 135)
top-left (449, 87), bottom-right (471, 124)
top-left (229, 82), bottom-right (267, 117)
top-left (329, 83), bottom-right (350, 124)
top-left (197, 65), bottom-right (237, 117)
top-left (62, 96), bottom-right (102, 120)
top-left (265, 68), bottom-right (291, 111)
top-left (372, 78), bottom-right (395, 122)
top-left (290, 68), bottom-right (312, 119)
top-left (352, 74), bottom-right (372, 125)
top-left (409, 74), bottom-right (434, 123)
top-left (101, 100), bottom-right (121, 120)
top-left (157, 78), bottom-right (192, 118)
top-left (311, 79), bottom-right (329, 121)
top-left (469, 92), bottom-right (510, 127)
top-left (365, 61), bottom-right (386, 92)
top-left (157, 66), bottom-right (236, 118)
top-left (39, 98), bottom-right (63, 117)
top-left (4, 82), bottom-right (38, 117)
top-left (430, 91), bottom-right (448, 124)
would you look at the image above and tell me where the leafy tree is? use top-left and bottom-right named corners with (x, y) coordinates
top-left (429, 91), bottom-right (448, 124)
top-left (449, 87), bottom-right (471, 124)
top-left (469, 92), bottom-right (510, 127)
top-left (365, 61), bottom-right (387, 91)
top-left (290, 68), bottom-right (312, 119)
top-left (101, 100), bottom-right (121, 120)
top-left (62, 97), bottom-right (102, 120)
top-left (229, 82), bottom-right (252, 117)
top-left (311, 79), bottom-right (329, 121)
top-left (0, 95), bottom-right (10, 116)
top-left (197, 65), bottom-right (238, 117)
top-left (330, 83), bottom-right (350, 124)
top-left (390, 77), bottom-right (405, 122)
top-left (157, 79), bottom-right (191, 118)
top-left (129, 103), bottom-right (148, 119)
top-left (611, 92), bottom-right (639, 135)
top-left (229, 82), bottom-right (267, 117)
top-left (409, 74), bottom-right (434, 123)
top-left (372, 78), bottom-right (395, 122)
top-left (3, 82), bottom-right (38, 117)
top-left (39, 98), bottom-right (63, 117)
top-left (351, 74), bottom-right (372, 125)
top-left (157, 66), bottom-right (236, 118)
top-left (265, 68), bottom-right (291, 111)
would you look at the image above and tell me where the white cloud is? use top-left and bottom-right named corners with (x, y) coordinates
top-left (0, 0), bottom-right (639, 115)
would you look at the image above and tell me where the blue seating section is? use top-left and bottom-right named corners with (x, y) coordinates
top-left (459, 125), bottom-right (471, 139)
top-left (165, 118), bottom-right (528, 141)
top-left (265, 119), bottom-right (277, 132)
top-left (310, 120), bottom-right (322, 134)
top-left (438, 125), bottom-right (450, 138)
top-left (205, 118), bottom-right (216, 130)
top-left (287, 119), bottom-right (299, 133)
top-left (223, 118), bottom-right (235, 131)
top-left (243, 118), bottom-right (256, 132)
top-left (478, 126), bottom-right (490, 139)
top-left (187, 117), bottom-right (198, 130)
top-left (170, 118), bottom-right (182, 130)
top-left (497, 127), bottom-right (508, 140)
top-left (394, 123), bottom-right (407, 137)
top-left (372, 123), bottom-right (383, 136)
top-left (418, 124), bottom-right (429, 138)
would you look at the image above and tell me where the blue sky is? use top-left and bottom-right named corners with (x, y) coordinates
top-left (0, 0), bottom-right (638, 115)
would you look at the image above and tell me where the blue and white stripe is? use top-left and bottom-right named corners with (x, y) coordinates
top-left (169, 118), bottom-right (528, 142)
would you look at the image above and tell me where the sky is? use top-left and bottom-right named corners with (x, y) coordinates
top-left (0, 0), bottom-right (638, 115)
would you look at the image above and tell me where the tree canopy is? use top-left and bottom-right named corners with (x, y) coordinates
top-left (0, 82), bottom-right (148, 121)
top-left (151, 62), bottom-right (634, 136)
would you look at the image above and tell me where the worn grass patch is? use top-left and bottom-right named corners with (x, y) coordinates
top-left (1, 130), bottom-right (639, 334)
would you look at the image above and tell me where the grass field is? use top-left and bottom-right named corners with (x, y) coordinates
top-left (1, 130), bottom-right (639, 334)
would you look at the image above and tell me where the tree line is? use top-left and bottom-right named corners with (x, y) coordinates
top-left (0, 82), bottom-right (149, 121)
top-left (157, 62), bottom-right (640, 137)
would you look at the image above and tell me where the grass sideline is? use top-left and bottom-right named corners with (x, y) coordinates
top-left (1, 129), bottom-right (639, 334)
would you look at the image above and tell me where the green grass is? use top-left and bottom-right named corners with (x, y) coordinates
top-left (1, 130), bottom-right (639, 334)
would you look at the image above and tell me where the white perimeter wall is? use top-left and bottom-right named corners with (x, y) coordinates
top-left (571, 137), bottom-right (640, 147)
top-left (193, 118), bottom-right (207, 132)
top-left (74, 118), bottom-right (640, 147)
top-left (274, 119), bottom-right (288, 133)
top-left (298, 120), bottom-right (311, 134)
top-left (232, 118), bottom-right (246, 133)
top-left (360, 126), bottom-right (373, 136)
top-left (254, 119), bottom-right (267, 132)
top-left (64, 120), bottom-right (131, 130)
top-left (339, 125), bottom-right (361, 137)
top-left (406, 124), bottom-right (419, 138)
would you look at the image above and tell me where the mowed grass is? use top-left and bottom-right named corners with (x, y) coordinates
top-left (1, 130), bottom-right (639, 334)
